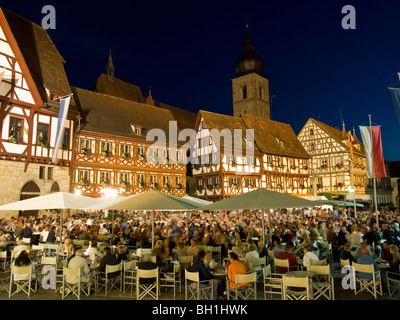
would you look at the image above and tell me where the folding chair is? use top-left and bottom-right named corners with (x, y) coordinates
top-left (123, 260), bottom-right (137, 296)
top-left (38, 256), bottom-right (57, 291)
top-left (273, 257), bottom-right (289, 274)
top-left (185, 269), bottom-right (213, 300)
top-left (9, 265), bottom-right (37, 298)
top-left (251, 257), bottom-right (266, 282)
top-left (136, 267), bottom-right (159, 300)
top-left (0, 251), bottom-right (9, 270)
top-left (263, 265), bottom-right (283, 299)
top-left (62, 267), bottom-right (91, 300)
top-left (0, 269), bottom-right (10, 294)
top-left (308, 265), bottom-right (335, 300)
top-left (282, 274), bottom-right (311, 300)
top-left (105, 263), bottom-right (123, 296)
top-left (97, 263), bottom-right (123, 296)
top-left (210, 246), bottom-right (222, 265)
top-left (309, 259), bottom-right (327, 266)
top-left (352, 262), bottom-right (382, 299)
top-left (386, 268), bottom-right (400, 296)
top-left (160, 262), bottom-right (181, 298)
top-left (227, 271), bottom-right (257, 300)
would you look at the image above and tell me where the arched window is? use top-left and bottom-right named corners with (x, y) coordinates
top-left (20, 181), bottom-right (41, 217)
top-left (310, 143), bottom-right (315, 151)
top-left (50, 182), bottom-right (60, 193)
top-left (310, 129), bottom-right (314, 135)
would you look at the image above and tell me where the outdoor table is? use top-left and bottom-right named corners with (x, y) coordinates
top-left (211, 268), bottom-right (227, 279)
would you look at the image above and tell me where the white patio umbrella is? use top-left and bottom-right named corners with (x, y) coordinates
top-left (86, 191), bottom-right (203, 248)
top-left (0, 192), bottom-right (102, 243)
top-left (199, 188), bottom-right (317, 242)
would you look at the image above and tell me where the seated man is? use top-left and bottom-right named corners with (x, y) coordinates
top-left (276, 243), bottom-right (297, 273)
top-left (353, 242), bottom-right (373, 261)
top-left (340, 243), bottom-right (356, 265)
top-left (97, 246), bottom-right (119, 279)
top-left (189, 250), bottom-right (218, 299)
top-left (357, 248), bottom-right (380, 280)
top-left (67, 249), bottom-right (92, 286)
top-left (227, 251), bottom-right (249, 290)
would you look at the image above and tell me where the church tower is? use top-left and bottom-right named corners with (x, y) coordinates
top-left (232, 32), bottom-right (270, 119)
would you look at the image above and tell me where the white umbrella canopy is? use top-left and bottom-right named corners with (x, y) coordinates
top-left (91, 191), bottom-right (202, 211)
top-left (182, 195), bottom-right (212, 206)
top-left (199, 188), bottom-right (317, 211)
top-left (0, 192), bottom-right (102, 211)
top-left (199, 188), bottom-right (317, 243)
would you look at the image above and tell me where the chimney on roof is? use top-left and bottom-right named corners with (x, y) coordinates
top-left (106, 48), bottom-right (115, 82)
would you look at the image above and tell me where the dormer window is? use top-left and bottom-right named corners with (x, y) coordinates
top-left (131, 124), bottom-right (143, 135)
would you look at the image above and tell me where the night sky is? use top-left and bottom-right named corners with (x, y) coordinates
top-left (3, 0), bottom-right (400, 161)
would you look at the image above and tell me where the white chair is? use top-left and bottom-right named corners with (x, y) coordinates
top-left (185, 269), bottom-right (213, 300)
top-left (38, 256), bottom-right (58, 291)
top-left (227, 271), bottom-right (257, 300)
top-left (0, 269), bottom-right (10, 293)
top-left (308, 265), bottom-right (335, 300)
top-left (123, 260), bottom-right (137, 296)
top-left (263, 265), bottom-right (283, 299)
top-left (352, 262), bottom-right (382, 299)
top-left (62, 267), bottom-right (91, 300)
top-left (160, 262), bottom-right (181, 298)
top-left (0, 251), bottom-right (9, 270)
top-left (136, 267), bottom-right (159, 300)
top-left (251, 257), bottom-right (266, 282)
top-left (9, 265), bottom-right (37, 298)
top-left (309, 258), bottom-right (326, 266)
top-left (273, 257), bottom-right (289, 274)
top-left (282, 274), bottom-right (311, 300)
top-left (97, 263), bottom-right (123, 296)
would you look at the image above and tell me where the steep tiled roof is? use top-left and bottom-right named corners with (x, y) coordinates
top-left (240, 113), bottom-right (311, 159)
top-left (2, 8), bottom-right (76, 113)
top-left (72, 87), bottom-right (179, 143)
top-left (93, 73), bottom-right (146, 104)
top-left (93, 73), bottom-right (197, 130)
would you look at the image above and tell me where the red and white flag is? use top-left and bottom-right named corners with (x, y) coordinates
top-left (359, 126), bottom-right (387, 178)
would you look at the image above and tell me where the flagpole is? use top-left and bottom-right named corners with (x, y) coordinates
top-left (53, 93), bottom-right (74, 102)
top-left (369, 114), bottom-right (379, 227)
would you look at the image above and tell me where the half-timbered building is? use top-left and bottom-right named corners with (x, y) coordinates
top-left (72, 87), bottom-right (187, 198)
top-left (297, 118), bottom-right (370, 203)
top-left (192, 110), bottom-right (311, 200)
top-left (0, 8), bottom-right (79, 216)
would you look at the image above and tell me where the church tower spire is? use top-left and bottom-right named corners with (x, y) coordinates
top-left (231, 27), bottom-right (270, 119)
top-left (106, 48), bottom-right (115, 82)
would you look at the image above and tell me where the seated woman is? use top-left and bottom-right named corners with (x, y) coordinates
top-left (56, 238), bottom-right (75, 261)
top-left (13, 250), bottom-right (36, 282)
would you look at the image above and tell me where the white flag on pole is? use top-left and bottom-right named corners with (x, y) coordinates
top-left (52, 96), bottom-right (71, 164)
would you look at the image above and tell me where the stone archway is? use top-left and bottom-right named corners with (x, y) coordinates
top-left (20, 180), bottom-right (41, 218)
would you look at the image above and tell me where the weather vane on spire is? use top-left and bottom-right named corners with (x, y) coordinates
top-left (244, 16), bottom-right (249, 30)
